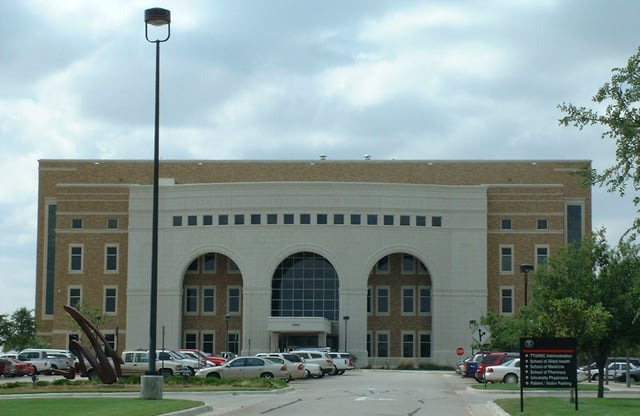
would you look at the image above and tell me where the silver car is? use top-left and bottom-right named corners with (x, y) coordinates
top-left (195, 356), bottom-right (289, 381)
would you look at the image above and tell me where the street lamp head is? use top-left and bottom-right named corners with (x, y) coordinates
top-left (519, 264), bottom-right (534, 273)
top-left (145, 8), bottom-right (171, 42)
top-left (224, 314), bottom-right (231, 320)
top-left (343, 315), bottom-right (350, 321)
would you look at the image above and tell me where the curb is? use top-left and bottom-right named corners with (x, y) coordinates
top-left (163, 405), bottom-right (213, 416)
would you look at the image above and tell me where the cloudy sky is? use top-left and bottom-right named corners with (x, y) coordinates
top-left (1, 0), bottom-right (639, 316)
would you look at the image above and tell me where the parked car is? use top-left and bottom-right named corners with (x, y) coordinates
top-left (0, 357), bottom-right (32, 377)
top-left (157, 350), bottom-right (207, 375)
top-left (475, 352), bottom-right (519, 382)
top-left (463, 352), bottom-right (489, 378)
top-left (263, 356), bottom-right (305, 381)
top-left (118, 350), bottom-right (185, 377)
top-left (290, 350), bottom-right (334, 375)
top-left (219, 351), bottom-right (237, 360)
top-left (578, 361), bottom-right (637, 381)
top-left (178, 349), bottom-right (227, 366)
top-left (484, 358), bottom-right (520, 384)
top-left (614, 366), bottom-right (640, 382)
top-left (327, 352), bottom-right (354, 375)
top-left (18, 348), bottom-right (75, 375)
top-left (195, 356), bottom-right (289, 381)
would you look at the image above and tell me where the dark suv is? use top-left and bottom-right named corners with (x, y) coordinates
top-left (475, 352), bottom-right (519, 382)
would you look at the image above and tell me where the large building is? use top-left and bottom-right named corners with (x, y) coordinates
top-left (34, 159), bottom-right (591, 367)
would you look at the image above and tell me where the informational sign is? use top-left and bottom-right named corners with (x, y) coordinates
top-left (471, 324), bottom-right (491, 345)
top-left (519, 337), bottom-right (578, 411)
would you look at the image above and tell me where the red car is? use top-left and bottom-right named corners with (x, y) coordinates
top-left (177, 349), bottom-right (227, 366)
top-left (0, 357), bottom-right (33, 377)
top-left (475, 352), bottom-right (519, 382)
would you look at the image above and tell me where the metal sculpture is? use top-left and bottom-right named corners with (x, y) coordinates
top-left (61, 305), bottom-right (122, 384)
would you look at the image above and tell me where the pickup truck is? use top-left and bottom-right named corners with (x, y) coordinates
top-left (327, 352), bottom-right (354, 375)
top-left (18, 349), bottom-right (74, 375)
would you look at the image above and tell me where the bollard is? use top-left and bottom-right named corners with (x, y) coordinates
top-left (31, 373), bottom-right (39, 388)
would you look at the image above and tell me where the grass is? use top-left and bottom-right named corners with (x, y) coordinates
top-left (1, 397), bottom-right (203, 416)
top-left (470, 382), bottom-right (601, 391)
top-left (496, 397), bottom-right (640, 416)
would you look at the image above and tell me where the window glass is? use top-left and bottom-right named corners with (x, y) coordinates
top-left (383, 215), bottom-right (394, 226)
top-left (105, 287), bottom-right (117, 313)
top-left (72, 218), bottom-right (83, 229)
top-left (317, 214), bottom-right (327, 224)
top-left (402, 333), bottom-right (414, 357)
top-left (267, 214), bottom-right (278, 224)
top-left (400, 215), bottom-right (410, 226)
top-left (536, 246), bottom-right (549, 266)
top-left (284, 214), bottom-right (294, 224)
top-left (203, 215), bottom-right (213, 226)
top-left (202, 333), bottom-right (214, 354)
top-left (300, 214), bottom-right (311, 224)
top-left (567, 204), bottom-right (583, 243)
top-left (188, 215), bottom-right (197, 226)
top-left (69, 287), bottom-right (81, 307)
top-left (203, 287), bottom-right (215, 313)
top-left (377, 256), bottom-right (389, 273)
top-left (107, 218), bottom-right (118, 229)
top-left (350, 214), bottom-right (361, 225)
top-left (500, 246), bottom-right (513, 273)
top-left (377, 287), bottom-right (389, 314)
top-left (184, 333), bottom-right (197, 349)
top-left (501, 218), bottom-right (512, 230)
top-left (419, 287), bottom-right (431, 314)
top-left (105, 246), bottom-right (118, 271)
top-left (234, 214), bottom-right (244, 225)
top-left (367, 214), bottom-right (377, 225)
top-left (377, 333), bottom-right (389, 357)
top-left (203, 253), bottom-right (216, 272)
top-left (228, 287), bottom-right (241, 313)
top-left (501, 287), bottom-right (513, 314)
top-left (402, 254), bottom-right (415, 274)
top-left (251, 214), bottom-right (261, 225)
top-left (431, 216), bottom-right (442, 227)
top-left (333, 214), bottom-right (344, 225)
top-left (537, 219), bottom-right (548, 230)
top-left (173, 216), bottom-right (182, 226)
top-left (70, 246), bottom-right (83, 272)
top-left (402, 287), bottom-right (415, 314)
top-left (416, 216), bottom-right (426, 227)
top-left (218, 215), bottom-right (229, 225)
top-left (185, 288), bottom-right (198, 313)
top-left (419, 333), bottom-right (431, 357)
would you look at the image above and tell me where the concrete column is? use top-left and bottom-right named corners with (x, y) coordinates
top-left (140, 375), bottom-right (163, 399)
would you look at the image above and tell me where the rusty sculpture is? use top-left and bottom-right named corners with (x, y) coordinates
top-left (59, 305), bottom-right (122, 384)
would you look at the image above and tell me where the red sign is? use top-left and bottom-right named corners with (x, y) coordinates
top-left (456, 347), bottom-right (464, 356)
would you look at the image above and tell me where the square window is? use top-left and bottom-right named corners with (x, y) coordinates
top-left (501, 219), bottom-right (512, 230)
top-left (333, 214), bottom-right (344, 225)
top-left (350, 214), bottom-right (361, 225)
top-left (383, 215), bottom-right (394, 226)
top-left (251, 214), bottom-right (261, 225)
top-left (203, 215), bottom-right (213, 226)
top-left (173, 216), bottom-right (183, 226)
top-left (218, 214), bottom-right (229, 225)
top-left (107, 219), bottom-right (118, 229)
top-left (416, 216), bottom-right (426, 227)
top-left (284, 214), bottom-right (294, 224)
top-left (317, 214), bottom-right (327, 224)
top-left (72, 218), bottom-right (83, 229)
top-left (431, 216), bottom-right (442, 227)
top-left (400, 215), bottom-right (410, 226)
top-left (367, 214), bottom-right (377, 225)
top-left (300, 214), bottom-right (311, 224)
top-left (234, 214), bottom-right (244, 225)
top-left (267, 214), bottom-right (278, 224)
top-left (537, 219), bottom-right (548, 230)
top-left (188, 215), bottom-right (197, 226)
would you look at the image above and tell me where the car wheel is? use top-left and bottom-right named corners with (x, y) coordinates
top-left (591, 373), bottom-right (600, 381)
top-left (260, 372), bottom-right (274, 379)
top-left (304, 369), bottom-right (311, 379)
top-left (330, 365), bottom-right (338, 375)
top-left (159, 368), bottom-right (173, 377)
top-left (206, 372), bottom-right (221, 379)
top-left (337, 370), bottom-right (345, 375)
top-left (504, 373), bottom-right (518, 384)
top-left (87, 369), bottom-right (97, 381)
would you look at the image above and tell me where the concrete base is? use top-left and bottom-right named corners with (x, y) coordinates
top-left (140, 375), bottom-right (164, 399)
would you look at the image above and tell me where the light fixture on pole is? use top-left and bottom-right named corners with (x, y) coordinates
top-left (224, 314), bottom-right (231, 352)
top-left (519, 264), bottom-right (534, 307)
top-left (144, 6), bottom-right (170, 377)
top-left (343, 316), bottom-right (350, 352)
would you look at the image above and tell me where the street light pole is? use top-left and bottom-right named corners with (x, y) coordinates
top-left (519, 264), bottom-right (534, 307)
top-left (144, 7), bottom-right (171, 377)
top-left (343, 316), bottom-right (350, 352)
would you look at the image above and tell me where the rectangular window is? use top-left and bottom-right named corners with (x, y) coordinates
top-left (350, 214), bottom-right (361, 225)
top-left (173, 216), bottom-right (183, 226)
top-left (501, 218), bottom-right (512, 230)
top-left (105, 245), bottom-right (118, 272)
top-left (267, 214), bottom-right (278, 224)
top-left (72, 218), bottom-right (83, 229)
top-left (402, 254), bottom-right (415, 274)
top-left (185, 287), bottom-right (198, 314)
top-left (107, 218), bottom-right (118, 229)
top-left (501, 287), bottom-right (513, 315)
top-left (419, 332), bottom-right (431, 357)
top-left (376, 287), bottom-right (389, 315)
top-left (317, 214), bottom-right (327, 224)
top-left (419, 286), bottom-right (431, 314)
top-left (300, 214), bottom-right (311, 224)
top-left (69, 287), bottom-right (82, 308)
top-left (383, 215), bottom-right (394, 226)
top-left (251, 214), bottom-right (261, 225)
top-left (402, 332), bottom-right (415, 357)
top-left (376, 332), bottom-right (389, 357)
top-left (537, 219), bottom-right (548, 230)
top-left (188, 215), bottom-right (197, 226)
top-left (202, 287), bottom-right (215, 314)
top-left (416, 216), bottom-right (426, 227)
top-left (70, 245), bottom-right (83, 272)
top-left (402, 287), bottom-right (415, 315)
top-left (431, 216), bottom-right (442, 227)
top-left (202, 332), bottom-right (214, 354)
top-left (184, 332), bottom-right (198, 349)
top-left (203, 253), bottom-right (216, 272)
top-left (203, 215), bottom-right (213, 226)
top-left (228, 331), bottom-right (240, 354)
top-left (367, 214), bottom-right (377, 225)
top-left (234, 214), bottom-right (245, 225)
top-left (284, 214), bottom-right (294, 224)
top-left (218, 214), bottom-right (229, 225)
top-left (104, 287), bottom-right (117, 314)
top-left (333, 214), bottom-right (344, 225)
top-left (104, 333), bottom-right (116, 351)
top-left (536, 245), bottom-right (549, 266)
top-left (376, 256), bottom-right (389, 273)
top-left (500, 245), bottom-right (513, 273)
top-left (367, 332), bottom-right (372, 358)
top-left (367, 286), bottom-right (372, 315)
top-left (567, 204), bottom-right (583, 243)
top-left (228, 287), bottom-right (241, 313)
top-left (400, 215), bottom-right (410, 226)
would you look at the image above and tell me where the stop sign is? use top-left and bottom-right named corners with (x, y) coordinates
top-left (456, 346), bottom-right (464, 356)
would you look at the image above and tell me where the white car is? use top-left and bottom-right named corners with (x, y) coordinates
top-left (195, 356), bottom-right (289, 381)
top-left (484, 358), bottom-right (520, 384)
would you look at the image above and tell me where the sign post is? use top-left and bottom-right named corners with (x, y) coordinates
top-left (520, 337), bottom-right (577, 412)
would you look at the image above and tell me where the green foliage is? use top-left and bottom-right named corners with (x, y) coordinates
top-left (0, 307), bottom-right (49, 351)
top-left (559, 46), bottom-right (640, 236)
top-left (481, 312), bottom-right (524, 352)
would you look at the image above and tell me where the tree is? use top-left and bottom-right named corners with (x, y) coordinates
top-left (0, 307), bottom-right (48, 351)
top-left (528, 231), bottom-right (640, 398)
top-left (559, 46), bottom-right (640, 236)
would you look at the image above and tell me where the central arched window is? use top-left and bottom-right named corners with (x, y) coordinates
top-left (271, 252), bottom-right (339, 320)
